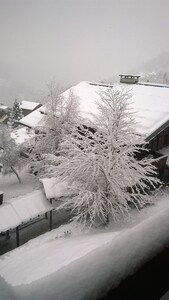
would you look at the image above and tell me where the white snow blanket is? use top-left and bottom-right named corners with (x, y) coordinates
top-left (11, 127), bottom-right (34, 145)
top-left (6, 190), bottom-right (53, 223)
top-left (40, 178), bottom-right (69, 199)
top-left (0, 203), bottom-right (21, 232)
top-left (61, 81), bottom-right (169, 138)
top-left (21, 81), bottom-right (169, 141)
top-left (0, 195), bottom-right (169, 300)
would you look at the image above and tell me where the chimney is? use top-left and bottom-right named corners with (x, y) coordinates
top-left (119, 74), bottom-right (140, 84)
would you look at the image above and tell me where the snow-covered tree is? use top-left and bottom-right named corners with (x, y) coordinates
top-left (8, 99), bottom-right (23, 128)
top-left (28, 82), bottom-right (79, 176)
top-left (45, 87), bottom-right (160, 227)
top-left (0, 126), bottom-right (21, 183)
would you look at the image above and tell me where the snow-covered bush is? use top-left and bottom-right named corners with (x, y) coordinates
top-left (45, 88), bottom-right (160, 226)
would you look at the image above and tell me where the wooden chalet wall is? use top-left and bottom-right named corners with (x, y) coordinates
top-left (149, 125), bottom-right (169, 151)
top-left (22, 104), bottom-right (42, 117)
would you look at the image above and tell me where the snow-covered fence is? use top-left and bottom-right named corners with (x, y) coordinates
top-left (0, 190), bottom-right (54, 247)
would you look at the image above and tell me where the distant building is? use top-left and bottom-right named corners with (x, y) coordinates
top-left (19, 76), bottom-right (169, 174)
top-left (20, 101), bottom-right (42, 117)
top-left (0, 104), bottom-right (10, 125)
top-left (119, 74), bottom-right (140, 84)
top-left (19, 107), bottom-right (44, 129)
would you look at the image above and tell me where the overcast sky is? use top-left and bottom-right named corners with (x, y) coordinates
top-left (0, 0), bottom-right (169, 89)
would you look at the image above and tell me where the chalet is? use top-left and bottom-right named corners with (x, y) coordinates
top-left (61, 77), bottom-right (169, 151)
top-left (19, 107), bottom-right (44, 128)
top-left (20, 101), bottom-right (42, 117)
top-left (0, 104), bottom-right (9, 125)
top-left (19, 75), bottom-right (169, 176)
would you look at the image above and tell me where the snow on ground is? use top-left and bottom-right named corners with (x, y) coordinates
top-left (0, 193), bottom-right (169, 300)
top-left (0, 229), bottom-right (118, 286)
top-left (11, 127), bottom-right (34, 145)
top-left (0, 276), bottom-right (15, 300)
top-left (0, 169), bottom-right (36, 201)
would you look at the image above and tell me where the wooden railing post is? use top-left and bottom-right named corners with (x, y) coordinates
top-left (49, 199), bottom-right (53, 231)
top-left (16, 226), bottom-right (20, 247)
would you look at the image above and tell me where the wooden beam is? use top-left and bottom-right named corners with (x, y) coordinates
top-left (49, 199), bottom-right (53, 231)
top-left (16, 226), bottom-right (20, 247)
top-left (49, 210), bottom-right (53, 231)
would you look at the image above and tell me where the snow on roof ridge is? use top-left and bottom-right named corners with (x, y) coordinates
top-left (88, 81), bottom-right (114, 88)
top-left (138, 82), bottom-right (169, 88)
top-left (73, 81), bottom-right (114, 88)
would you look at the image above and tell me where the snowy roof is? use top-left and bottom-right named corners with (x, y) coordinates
top-left (6, 190), bottom-right (53, 223)
top-left (0, 104), bottom-right (8, 110)
top-left (0, 203), bottom-right (21, 232)
top-left (40, 178), bottom-right (69, 199)
top-left (11, 127), bottom-right (35, 145)
top-left (19, 108), bottom-right (44, 128)
top-left (20, 81), bottom-right (169, 141)
top-left (20, 101), bottom-right (41, 111)
top-left (0, 190), bottom-right (53, 233)
top-left (61, 81), bottom-right (169, 140)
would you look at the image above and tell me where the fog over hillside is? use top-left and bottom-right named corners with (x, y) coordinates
top-left (1, 51), bottom-right (169, 107)
top-left (139, 52), bottom-right (169, 73)
top-left (134, 52), bottom-right (169, 84)
top-left (0, 79), bottom-right (39, 107)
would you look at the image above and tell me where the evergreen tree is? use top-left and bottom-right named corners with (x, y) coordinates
top-left (8, 99), bottom-right (23, 128)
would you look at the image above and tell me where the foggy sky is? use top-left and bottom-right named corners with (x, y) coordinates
top-left (0, 0), bottom-right (169, 89)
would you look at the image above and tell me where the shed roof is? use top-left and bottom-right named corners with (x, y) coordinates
top-left (0, 190), bottom-right (53, 233)
top-left (0, 203), bottom-right (21, 232)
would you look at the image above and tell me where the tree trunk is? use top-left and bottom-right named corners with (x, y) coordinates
top-left (11, 166), bottom-right (21, 184)
top-left (103, 195), bottom-right (109, 226)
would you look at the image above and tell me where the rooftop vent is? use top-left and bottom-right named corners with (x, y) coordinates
top-left (119, 74), bottom-right (140, 84)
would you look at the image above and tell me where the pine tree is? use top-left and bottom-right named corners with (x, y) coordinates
top-left (8, 99), bottom-right (23, 128)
